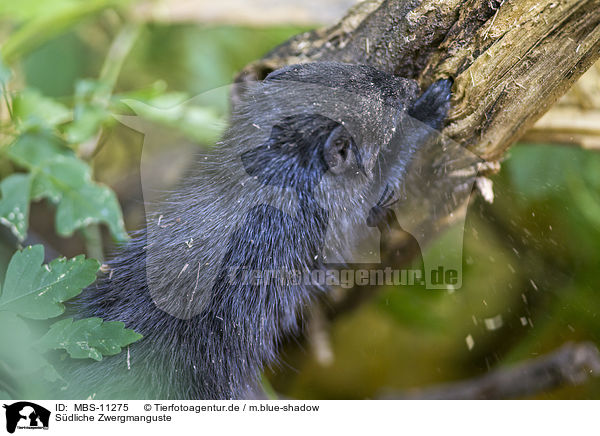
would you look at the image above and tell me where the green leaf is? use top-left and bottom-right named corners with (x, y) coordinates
top-left (65, 103), bottom-right (110, 144)
top-left (39, 317), bottom-right (143, 361)
top-left (12, 89), bottom-right (71, 128)
top-left (120, 96), bottom-right (225, 144)
top-left (0, 311), bottom-right (58, 395)
top-left (7, 132), bottom-right (128, 240)
top-left (0, 245), bottom-right (99, 320)
top-left (0, 174), bottom-right (32, 241)
top-left (41, 156), bottom-right (127, 239)
top-left (7, 131), bottom-right (72, 168)
top-left (64, 79), bottom-right (112, 144)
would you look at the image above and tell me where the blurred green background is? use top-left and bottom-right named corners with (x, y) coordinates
top-left (1, 0), bottom-right (600, 399)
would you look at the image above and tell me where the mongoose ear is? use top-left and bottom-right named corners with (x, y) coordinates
top-left (323, 125), bottom-right (364, 175)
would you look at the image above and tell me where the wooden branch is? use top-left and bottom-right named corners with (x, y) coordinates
top-left (383, 342), bottom-right (600, 399)
top-left (238, 0), bottom-right (600, 161)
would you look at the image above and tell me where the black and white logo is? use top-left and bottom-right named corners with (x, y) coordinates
top-left (3, 402), bottom-right (50, 434)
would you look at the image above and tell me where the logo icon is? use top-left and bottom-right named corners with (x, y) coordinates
top-left (3, 402), bottom-right (50, 434)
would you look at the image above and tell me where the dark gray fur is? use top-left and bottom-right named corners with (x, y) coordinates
top-left (66, 62), bottom-right (452, 399)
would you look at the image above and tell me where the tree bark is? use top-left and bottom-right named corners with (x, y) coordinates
top-left (238, 0), bottom-right (600, 161)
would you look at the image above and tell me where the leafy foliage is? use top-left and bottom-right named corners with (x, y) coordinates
top-left (9, 133), bottom-right (127, 240)
top-left (0, 174), bottom-right (31, 241)
top-left (0, 245), bottom-right (142, 398)
top-left (120, 95), bottom-right (225, 144)
top-left (0, 0), bottom-right (237, 399)
top-left (39, 317), bottom-right (142, 361)
top-left (0, 80), bottom-right (131, 242)
top-left (0, 245), bottom-right (98, 319)
top-left (0, 311), bottom-right (60, 399)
